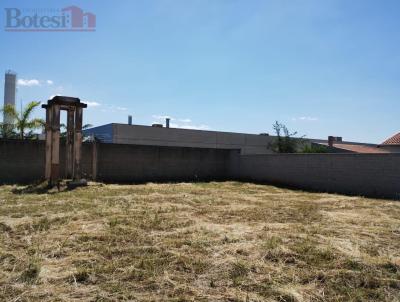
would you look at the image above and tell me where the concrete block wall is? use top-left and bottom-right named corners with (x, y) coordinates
top-left (1, 140), bottom-right (399, 199)
top-left (0, 140), bottom-right (95, 183)
top-left (232, 153), bottom-right (400, 199)
top-left (0, 140), bottom-right (45, 183)
top-left (0, 140), bottom-right (233, 184)
top-left (96, 143), bottom-right (232, 183)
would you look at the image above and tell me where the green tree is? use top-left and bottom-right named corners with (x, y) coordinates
top-left (271, 121), bottom-right (304, 153)
top-left (301, 144), bottom-right (328, 153)
top-left (0, 102), bottom-right (44, 139)
top-left (0, 122), bottom-right (15, 139)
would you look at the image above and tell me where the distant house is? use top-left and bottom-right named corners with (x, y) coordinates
top-left (313, 136), bottom-right (390, 154)
top-left (312, 133), bottom-right (400, 153)
top-left (378, 132), bottom-right (400, 153)
top-left (322, 143), bottom-right (389, 153)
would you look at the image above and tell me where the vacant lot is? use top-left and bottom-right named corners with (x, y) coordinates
top-left (0, 182), bottom-right (399, 301)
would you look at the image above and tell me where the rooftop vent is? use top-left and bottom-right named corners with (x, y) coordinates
top-left (128, 115), bottom-right (132, 125)
top-left (152, 123), bottom-right (163, 128)
top-left (328, 136), bottom-right (343, 147)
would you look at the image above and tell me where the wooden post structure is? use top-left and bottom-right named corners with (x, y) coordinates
top-left (74, 107), bottom-right (83, 180)
top-left (44, 106), bottom-right (52, 180)
top-left (42, 96), bottom-right (87, 186)
top-left (51, 104), bottom-right (61, 183)
top-left (66, 108), bottom-right (75, 178)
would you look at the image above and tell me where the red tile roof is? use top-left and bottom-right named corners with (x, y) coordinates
top-left (381, 132), bottom-right (400, 145)
top-left (320, 143), bottom-right (390, 153)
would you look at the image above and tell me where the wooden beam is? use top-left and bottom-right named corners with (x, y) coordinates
top-left (50, 104), bottom-right (60, 184)
top-left (66, 108), bottom-right (75, 178)
top-left (73, 107), bottom-right (83, 180)
top-left (44, 106), bottom-right (52, 180)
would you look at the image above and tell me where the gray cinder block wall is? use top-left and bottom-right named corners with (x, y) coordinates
top-left (0, 140), bottom-right (399, 199)
top-left (0, 140), bottom-right (45, 183)
top-left (0, 140), bottom-right (232, 184)
top-left (231, 153), bottom-right (400, 199)
top-left (96, 143), bottom-right (233, 182)
top-left (0, 140), bottom-right (94, 183)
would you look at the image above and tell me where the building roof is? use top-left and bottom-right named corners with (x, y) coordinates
top-left (320, 143), bottom-right (390, 153)
top-left (381, 132), bottom-right (400, 146)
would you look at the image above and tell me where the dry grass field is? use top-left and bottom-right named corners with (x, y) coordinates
top-left (0, 182), bottom-right (399, 302)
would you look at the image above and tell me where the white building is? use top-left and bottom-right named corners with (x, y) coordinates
top-left (3, 71), bottom-right (17, 124)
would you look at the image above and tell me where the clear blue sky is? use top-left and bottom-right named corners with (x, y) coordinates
top-left (1, 0), bottom-right (399, 143)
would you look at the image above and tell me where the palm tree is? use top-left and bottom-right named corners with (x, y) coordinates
top-left (60, 123), bottom-right (93, 139)
top-left (0, 121), bottom-right (15, 139)
top-left (0, 101), bottom-right (44, 139)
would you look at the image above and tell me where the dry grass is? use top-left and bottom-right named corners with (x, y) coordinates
top-left (0, 181), bottom-right (399, 301)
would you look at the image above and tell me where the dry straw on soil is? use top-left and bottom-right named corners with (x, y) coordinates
top-left (0, 182), bottom-right (399, 301)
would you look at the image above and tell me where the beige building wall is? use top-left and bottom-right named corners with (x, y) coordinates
top-left (112, 124), bottom-right (275, 154)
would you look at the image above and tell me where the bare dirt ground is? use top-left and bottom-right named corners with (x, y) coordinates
top-left (0, 182), bottom-right (399, 301)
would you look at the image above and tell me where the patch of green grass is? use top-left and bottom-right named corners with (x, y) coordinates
top-left (230, 261), bottom-right (250, 286)
top-left (263, 235), bottom-right (283, 250)
top-left (19, 261), bottom-right (40, 284)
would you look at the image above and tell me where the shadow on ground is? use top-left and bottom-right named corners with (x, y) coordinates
top-left (11, 181), bottom-right (80, 195)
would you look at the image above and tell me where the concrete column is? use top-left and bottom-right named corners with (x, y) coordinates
top-left (44, 106), bottom-right (52, 180)
top-left (51, 104), bottom-right (61, 184)
top-left (73, 107), bottom-right (83, 180)
top-left (66, 108), bottom-right (75, 178)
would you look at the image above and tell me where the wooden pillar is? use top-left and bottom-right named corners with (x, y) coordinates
top-left (44, 106), bottom-right (52, 180)
top-left (66, 108), bottom-right (75, 178)
top-left (50, 104), bottom-right (61, 184)
top-left (73, 107), bottom-right (83, 180)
